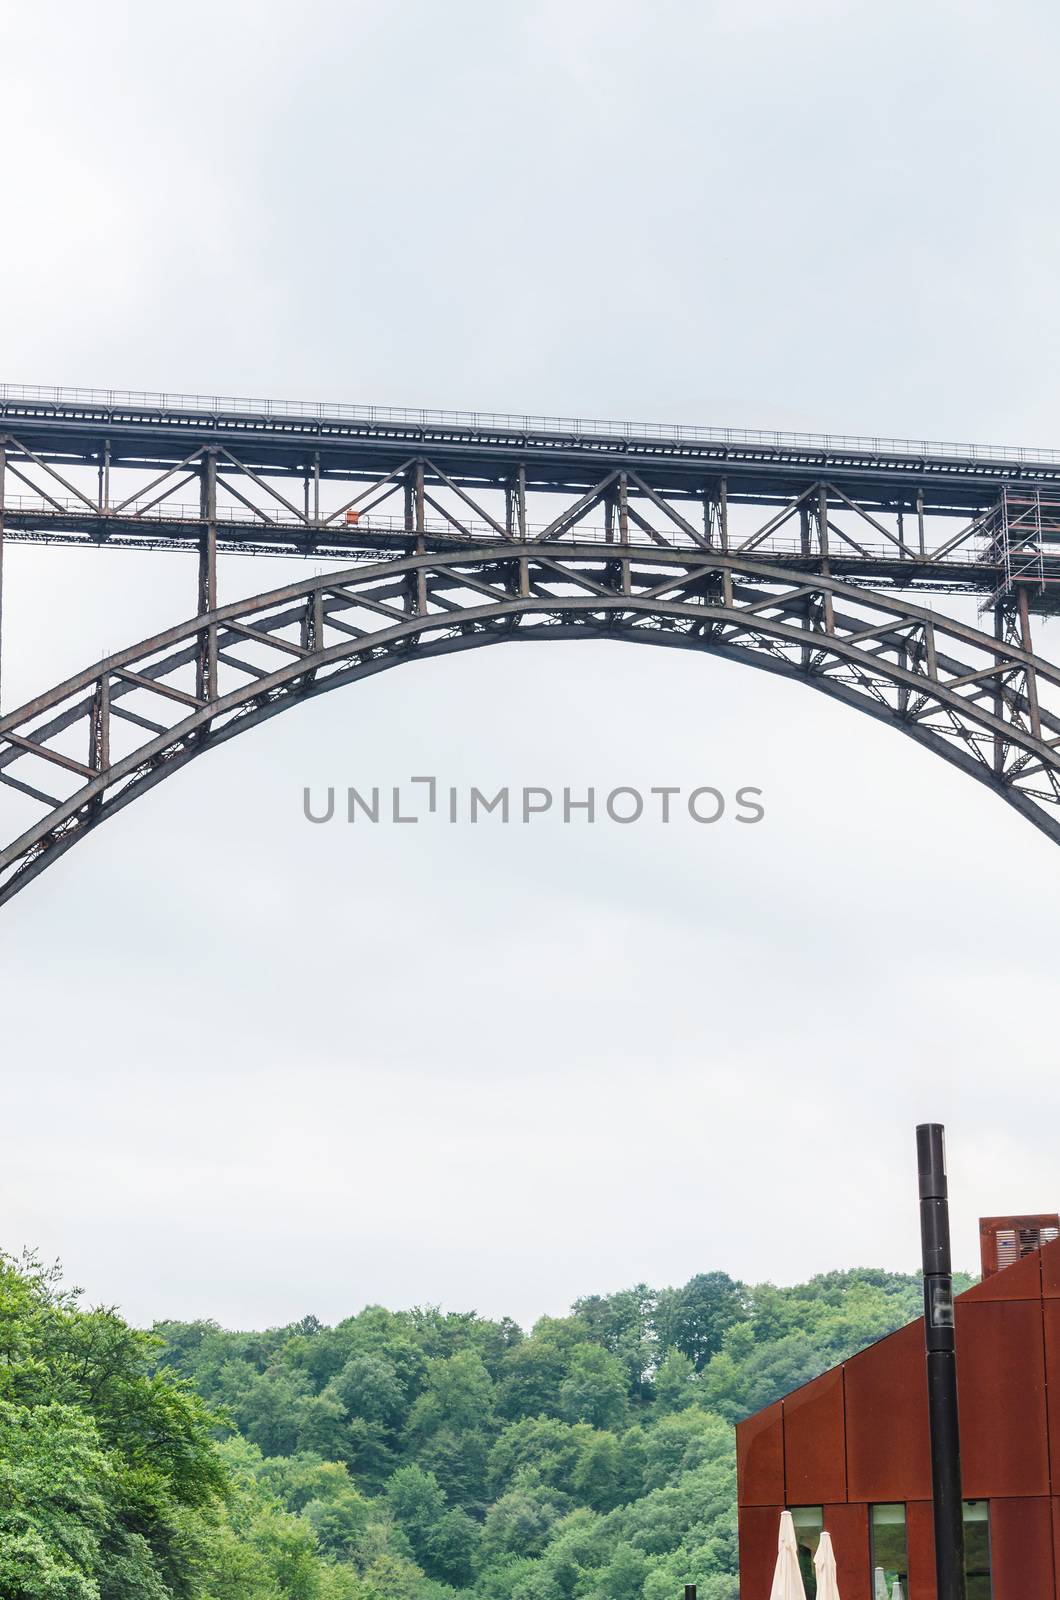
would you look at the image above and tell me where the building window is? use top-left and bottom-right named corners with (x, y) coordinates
top-left (789, 1507), bottom-right (823, 1598)
top-left (870, 1502), bottom-right (991, 1598)
top-left (871, 1503), bottom-right (908, 1594)
top-left (964, 1501), bottom-right (991, 1600)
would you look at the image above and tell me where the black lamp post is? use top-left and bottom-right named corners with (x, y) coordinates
top-left (917, 1123), bottom-right (966, 1600)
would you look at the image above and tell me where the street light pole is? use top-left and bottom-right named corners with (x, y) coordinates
top-left (917, 1123), bottom-right (966, 1600)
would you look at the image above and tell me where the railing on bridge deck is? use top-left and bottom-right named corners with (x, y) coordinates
top-left (5, 380), bottom-right (1060, 467)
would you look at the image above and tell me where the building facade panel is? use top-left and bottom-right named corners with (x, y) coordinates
top-left (988, 1497), bottom-right (1054, 1600)
top-left (1041, 1236), bottom-right (1060, 1300)
top-left (844, 1320), bottom-right (932, 1503)
top-left (963, 1248), bottom-right (1042, 1303)
top-left (822, 1502), bottom-right (869, 1599)
top-left (736, 1399), bottom-right (784, 1507)
top-left (784, 1367), bottom-right (847, 1506)
top-left (1042, 1302), bottom-right (1060, 1480)
top-left (956, 1300), bottom-right (1050, 1498)
top-left (738, 1505), bottom-right (784, 1598)
top-left (905, 1501), bottom-right (938, 1600)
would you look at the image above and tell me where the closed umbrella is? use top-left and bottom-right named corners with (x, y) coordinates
top-left (769, 1511), bottom-right (807, 1600)
top-left (874, 1570), bottom-right (888, 1600)
top-left (890, 1583), bottom-right (904, 1600)
top-left (813, 1531), bottom-right (841, 1600)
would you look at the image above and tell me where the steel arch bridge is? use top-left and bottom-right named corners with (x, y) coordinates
top-left (1, 384), bottom-right (1059, 906)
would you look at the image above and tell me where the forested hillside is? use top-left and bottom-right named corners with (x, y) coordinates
top-left (0, 1250), bottom-right (972, 1600)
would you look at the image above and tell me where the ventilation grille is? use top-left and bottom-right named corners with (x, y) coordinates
top-left (979, 1215), bottom-right (1060, 1278)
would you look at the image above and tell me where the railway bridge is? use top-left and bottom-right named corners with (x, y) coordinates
top-left (1, 383), bottom-right (1059, 905)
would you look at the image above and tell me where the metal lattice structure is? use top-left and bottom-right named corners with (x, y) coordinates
top-left (1, 384), bottom-right (1059, 906)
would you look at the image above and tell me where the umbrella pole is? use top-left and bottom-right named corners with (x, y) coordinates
top-left (917, 1123), bottom-right (966, 1600)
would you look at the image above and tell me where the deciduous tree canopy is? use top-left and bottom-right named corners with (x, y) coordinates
top-left (2, 1249), bottom-right (967, 1599)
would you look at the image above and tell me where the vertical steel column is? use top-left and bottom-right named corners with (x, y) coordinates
top-left (515, 465), bottom-right (529, 597)
top-left (992, 603), bottom-right (1006, 775)
top-left (413, 461), bottom-right (427, 614)
top-left (197, 451), bottom-right (218, 702)
top-left (515, 464), bottom-right (527, 539)
top-left (0, 440), bottom-right (5, 714)
top-left (917, 1123), bottom-right (966, 1600)
top-left (403, 471), bottom-right (415, 534)
top-left (917, 489), bottom-right (926, 557)
top-left (799, 506), bottom-right (813, 668)
top-left (401, 465), bottom-right (426, 614)
top-left (617, 473), bottom-right (631, 595)
top-left (817, 484), bottom-right (831, 569)
top-left (402, 469), bottom-right (416, 614)
top-left (818, 484), bottom-right (834, 632)
top-left (99, 439), bottom-right (111, 512)
top-left (720, 481), bottom-right (734, 605)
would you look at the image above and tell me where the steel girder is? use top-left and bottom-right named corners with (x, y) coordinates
top-left (1, 543), bottom-right (1058, 906)
top-left (6, 385), bottom-right (1060, 510)
top-left (2, 390), bottom-right (1060, 609)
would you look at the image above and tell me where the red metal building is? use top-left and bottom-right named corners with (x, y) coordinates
top-left (736, 1216), bottom-right (1060, 1598)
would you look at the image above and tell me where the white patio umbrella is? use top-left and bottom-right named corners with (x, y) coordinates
top-left (769, 1510), bottom-right (807, 1600)
top-left (874, 1569), bottom-right (889, 1600)
top-left (890, 1583), bottom-right (904, 1600)
top-left (813, 1531), bottom-right (841, 1600)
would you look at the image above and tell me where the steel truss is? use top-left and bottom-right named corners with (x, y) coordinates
top-left (1, 385), bottom-right (1060, 604)
top-left (1, 543), bottom-right (1058, 905)
top-left (1, 387), bottom-right (1060, 904)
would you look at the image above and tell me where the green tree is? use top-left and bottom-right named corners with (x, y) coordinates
top-left (407, 1351), bottom-right (495, 1438)
top-left (571, 1286), bottom-right (655, 1397)
top-left (328, 1356), bottom-right (407, 1432)
top-left (67, 1254), bottom-right (938, 1600)
top-left (570, 1430), bottom-right (625, 1511)
top-left (655, 1273), bottom-right (748, 1371)
top-left (557, 1346), bottom-right (628, 1431)
top-left (426, 1508), bottom-right (479, 1587)
top-left (479, 1487), bottom-right (563, 1565)
top-left (653, 1347), bottom-right (698, 1413)
top-left (302, 1486), bottom-right (372, 1558)
top-left (386, 1464), bottom-right (446, 1557)
top-left (0, 1401), bottom-right (110, 1600)
top-left (597, 1540), bottom-right (651, 1600)
top-left (496, 1320), bottom-right (588, 1423)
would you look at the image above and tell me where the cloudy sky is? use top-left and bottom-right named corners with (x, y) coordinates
top-left (2, 0), bottom-right (1058, 1332)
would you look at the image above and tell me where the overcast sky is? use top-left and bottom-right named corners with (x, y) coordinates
top-left (2, 0), bottom-right (1059, 1332)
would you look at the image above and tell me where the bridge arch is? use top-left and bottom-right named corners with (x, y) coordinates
top-left (1, 543), bottom-right (1058, 904)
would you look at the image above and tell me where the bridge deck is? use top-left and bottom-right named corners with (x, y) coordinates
top-left (5, 383), bottom-right (1060, 510)
top-left (3, 384), bottom-right (1060, 611)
